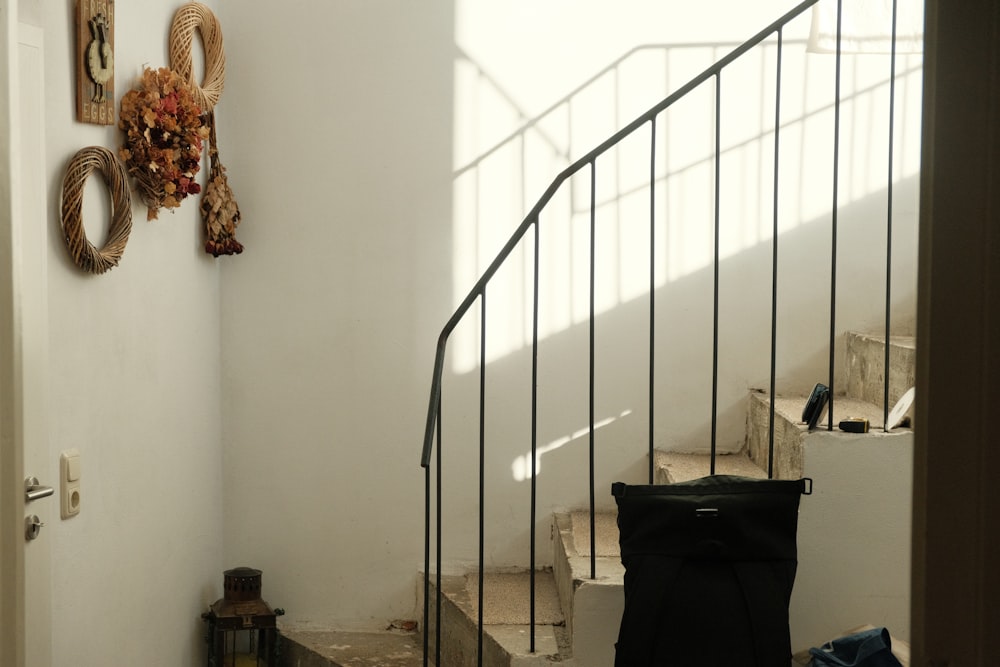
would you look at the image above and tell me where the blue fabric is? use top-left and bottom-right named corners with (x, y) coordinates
top-left (808, 627), bottom-right (903, 667)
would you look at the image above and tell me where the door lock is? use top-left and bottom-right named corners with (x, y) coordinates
top-left (25, 476), bottom-right (54, 502)
top-left (25, 515), bottom-right (44, 541)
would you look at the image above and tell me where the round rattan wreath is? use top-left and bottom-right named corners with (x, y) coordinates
top-left (60, 146), bottom-right (133, 275)
top-left (169, 2), bottom-right (225, 113)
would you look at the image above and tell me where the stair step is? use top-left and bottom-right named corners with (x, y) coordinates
top-left (279, 628), bottom-right (424, 667)
top-left (845, 332), bottom-right (916, 409)
top-left (553, 512), bottom-right (622, 667)
top-left (746, 392), bottom-right (910, 480)
top-left (653, 450), bottom-right (766, 484)
top-left (563, 510), bottom-right (619, 558)
top-left (468, 571), bottom-right (564, 626)
top-left (425, 572), bottom-right (567, 666)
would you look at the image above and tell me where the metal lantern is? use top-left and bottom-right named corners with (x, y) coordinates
top-left (202, 567), bottom-right (284, 667)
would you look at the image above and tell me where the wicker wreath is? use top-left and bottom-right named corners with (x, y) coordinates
top-left (169, 2), bottom-right (226, 113)
top-left (60, 146), bottom-right (133, 275)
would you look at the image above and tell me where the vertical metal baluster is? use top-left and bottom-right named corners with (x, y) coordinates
top-left (423, 460), bottom-right (430, 667)
top-left (530, 221), bottom-right (540, 653)
top-left (435, 404), bottom-right (442, 667)
top-left (711, 73), bottom-right (722, 474)
top-left (828, 0), bottom-right (843, 431)
top-left (649, 118), bottom-right (657, 485)
top-left (589, 161), bottom-right (597, 581)
top-left (769, 31), bottom-right (784, 480)
top-left (478, 291), bottom-right (487, 667)
top-left (884, 0), bottom-right (899, 431)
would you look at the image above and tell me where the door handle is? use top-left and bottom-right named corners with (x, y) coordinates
top-left (24, 476), bottom-right (54, 502)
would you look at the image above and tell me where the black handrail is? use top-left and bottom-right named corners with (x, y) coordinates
top-left (421, 0), bottom-right (824, 469)
top-left (420, 0), bottom-right (915, 663)
top-left (421, 2), bottom-right (828, 664)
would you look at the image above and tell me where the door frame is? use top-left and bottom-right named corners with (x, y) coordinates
top-left (912, 0), bottom-right (1000, 663)
top-left (0, 0), bottom-right (25, 665)
top-left (0, 6), bottom-right (51, 667)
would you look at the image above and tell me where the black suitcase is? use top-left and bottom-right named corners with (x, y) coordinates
top-left (612, 475), bottom-right (811, 666)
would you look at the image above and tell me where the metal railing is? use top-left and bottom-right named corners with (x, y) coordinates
top-left (422, 0), bottom-right (907, 663)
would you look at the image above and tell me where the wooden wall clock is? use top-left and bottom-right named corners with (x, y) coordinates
top-left (76, 0), bottom-right (115, 125)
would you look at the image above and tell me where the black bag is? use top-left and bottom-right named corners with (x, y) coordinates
top-left (612, 475), bottom-right (811, 667)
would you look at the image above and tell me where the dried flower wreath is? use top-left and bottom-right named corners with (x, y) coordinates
top-left (118, 67), bottom-right (208, 220)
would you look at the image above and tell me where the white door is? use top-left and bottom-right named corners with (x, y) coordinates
top-left (0, 13), bottom-right (52, 667)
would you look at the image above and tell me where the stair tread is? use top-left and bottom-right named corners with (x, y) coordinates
top-left (766, 394), bottom-right (908, 432)
top-left (849, 332), bottom-right (916, 348)
top-left (486, 624), bottom-right (561, 660)
top-left (654, 450), bottom-right (767, 483)
top-left (463, 571), bottom-right (564, 626)
top-left (567, 510), bottom-right (619, 558)
top-left (748, 391), bottom-right (913, 480)
top-left (280, 629), bottom-right (424, 667)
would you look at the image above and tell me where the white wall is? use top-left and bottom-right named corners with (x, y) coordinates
top-left (439, 0), bottom-right (922, 570)
top-left (216, 0), bottom-right (922, 632)
top-left (792, 433), bottom-right (914, 648)
top-left (36, 1), bottom-right (225, 664)
top-left (23, 0), bottom-right (921, 651)
top-left (218, 1), bottom-right (455, 629)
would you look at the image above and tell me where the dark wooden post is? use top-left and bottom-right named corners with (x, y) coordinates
top-left (913, 2), bottom-right (1000, 664)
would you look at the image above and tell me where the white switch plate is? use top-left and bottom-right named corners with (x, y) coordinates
top-left (60, 449), bottom-right (81, 519)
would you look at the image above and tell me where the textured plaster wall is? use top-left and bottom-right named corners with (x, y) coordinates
top-left (35, 0), bottom-right (225, 664)
top-left (218, 1), bottom-right (455, 629)
top-left (15, 0), bottom-right (923, 655)
top-left (218, 0), bottom-right (920, 632)
top-left (436, 0), bottom-right (922, 573)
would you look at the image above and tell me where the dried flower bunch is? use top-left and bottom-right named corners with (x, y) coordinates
top-left (119, 67), bottom-right (209, 220)
top-left (201, 113), bottom-right (243, 256)
top-left (201, 167), bottom-right (243, 256)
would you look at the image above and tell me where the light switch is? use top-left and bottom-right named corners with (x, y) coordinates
top-left (66, 454), bottom-right (81, 482)
top-left (60, 449), bottom-right (81, 519)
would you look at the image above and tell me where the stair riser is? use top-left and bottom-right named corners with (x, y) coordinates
top-left (424, 577), bottom-right (511, 667)
top-left (845, 333), bottom-right (916, 409)
top-left (423, 574), bottom-right (562, 667)
top-left (569, 582), bottom-right (621, 667)
top-left (553, 511), bottom-right (627, 666)
top-left (552, 514), bottom-right (576, 640)
top-left (746, 394), bottom-right (805, 480)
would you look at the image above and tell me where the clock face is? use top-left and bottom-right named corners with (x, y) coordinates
top-left (86, 14), bottom-right (114, 97)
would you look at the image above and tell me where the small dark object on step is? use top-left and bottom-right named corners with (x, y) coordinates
top-left (838, 418), bottom-right (870, 434)
top-left (388, 619), bottom-right (419, 633)
top-left (803, 383), bottom-right (830, 431)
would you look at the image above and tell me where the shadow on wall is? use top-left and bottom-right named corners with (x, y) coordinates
top-left (431, 172), bottom-right (919, 570)
top-left (452, 38), bottom-right (923, 376)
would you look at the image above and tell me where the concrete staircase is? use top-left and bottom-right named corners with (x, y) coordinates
top-left (423, 331), bottom-right (914, 667)
top-left (278, 332), bottom-right (914, 666)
